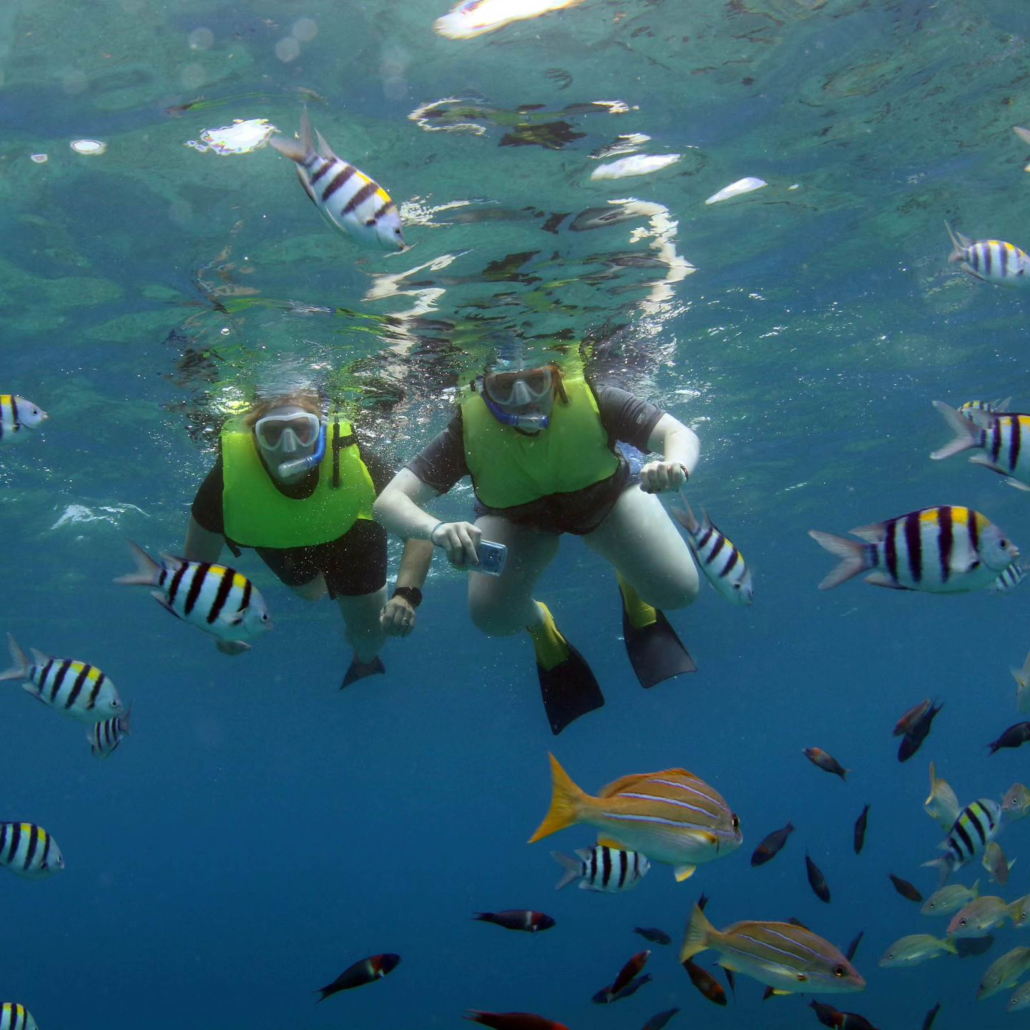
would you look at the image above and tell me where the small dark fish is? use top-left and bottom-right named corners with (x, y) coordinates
top-left (682, 959), bottom-right (727, 1006)
top-left (788, 916), bottom-right (811, 930)
top-left (810, 999), bottom-right (844, 1028)
top-left (844, 930), bottom-right (864, 962)
top-left (805, 854), bottom-right (831, 903)
top-left (473, 910), bottom-right (555, 932)
top-left (465, 1011), bottom-right (570, 1030)
top-left (853, 805), bottom-right (869, 855)
top-left (894, 698), bottom-right (931, 736)
top-left (839, 1013), bottom-right (880, 1030)
top-left (956, 935), bottom-right (995, 958)
top-left (921, 1002), bottom-right (941, 1030)
top-left (803, 747), bottom-right (848, 780)
top-left (888, 873), bottom-right (923, 902)
top-left (592, 974), bottom-right (653, 1004)
top-left (988, 721), bottom-right (1030, 754)
top-left (641, 1008), bottom-right (680, 1030)
top-left (612, 951), bottom-right (650, 996)
top-left (315, 953), bottom-right (400, 1001)
top-left (898, 701), bottom-right (943, 763)
top-left (751, 822), bottom-right (795, 867)
top-left (635, 926), bottom-right (671, 945)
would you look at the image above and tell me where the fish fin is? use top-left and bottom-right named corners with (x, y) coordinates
top-left (674, 864), bottom-right (697, 882)
top-left (113, 539), bottom-right (161, 586)
top-left (550, 851), bottom-right (582, 891)
top-left (671, 498), bottom-right (699, 535)
top-left (596, 835), bottom-right (630, 849)
top-left (864, 571), bottom-right (910, 589)
top-left (941, 936), bottom-right (959, 954)
top-left (0, 633), bottom-right (30, 682)
top-left (527, 753), bottom-right (588, 843)
top-left (597, 769), bottom-right (695, 797)
top-left (269, 134), bottom-right (307, 162)
top-left (968, 453), bottom-right (1002, 469)
top-left (28, 648), bottom-right (48, 666)
top-left (847, 521), bottom-right (887, 543)
top-left (1004, 477), bottom-right (1030, 492)
top-left (930, 400), bottom-right (981, 460)
top-left (679, 901), bottom-right (717, 963)
top-left (150, 591), bottom-right (182, 619)
top-left (314, 129), bottom-right (338, 162)
top-left (945, 220), bottom-right (971, 260)
top-left (808, 530), bottom-right (872, 590)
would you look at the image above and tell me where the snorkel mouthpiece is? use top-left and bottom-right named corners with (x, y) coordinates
top-left (482, 395), bottom-right (550, 431)
top-left (277, 419), bottom-right (327, 478)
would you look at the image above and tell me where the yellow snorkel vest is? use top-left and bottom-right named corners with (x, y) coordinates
top-left (221, 415), bottom-right (376, 548)
top-left (461, 377), bottom-right (620, 509)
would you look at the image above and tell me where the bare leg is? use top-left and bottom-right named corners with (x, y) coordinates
top-left (467, 516), bottom-right (560, 636)
top-left (585, 486), bottom-right (699, 609)
top-left (337, 587), bottom-right (389, 662)
top-left (290, 574), bottom-right (328, 603)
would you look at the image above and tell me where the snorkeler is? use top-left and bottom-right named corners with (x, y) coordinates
top-left (184, 390), bottom-right (433, 686)
top-left (373, 357), bottom-right (700, 734)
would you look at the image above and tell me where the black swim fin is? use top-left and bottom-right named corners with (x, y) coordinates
top-left (341, 654), bottom-right (385, 689)
top-left (621, 593), bottom-right (696, 689)
top-left (537, 642), bottom-right (605, 735)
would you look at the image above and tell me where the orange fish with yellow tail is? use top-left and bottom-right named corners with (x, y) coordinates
top-left (528, 753), bottom-right (742, 881)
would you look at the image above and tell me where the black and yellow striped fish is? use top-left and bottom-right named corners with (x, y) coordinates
top-left (552, 844), bottom-right (650, 891)
top-left (0, 634), bottom-right (123, 722)
top-left (946, 222), bottom-right (1030, 285)
top-left (932, 400), bottom-right (1030, 489)
top-left (0, 395), bottom-right (46, 444)
top-left (924, 798), bottom-right (1003, 880)
top-left (809, 506), bottom-right (1019, 593)
top-left (0, 1002), bottom-right (38, 1030)
top-left (115, 541), bottom-right (272, 646)
top-left (88, 707), bottom-right (132, 758)
top-left (0, 822), bottom-right (64, 879)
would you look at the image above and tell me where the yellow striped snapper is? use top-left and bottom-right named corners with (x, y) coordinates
top-left (1008, 978), bottom-right (1030, 1011)
top-left (433, 0), bottom-right (586, 39)
top-left (0, 634), bottom-right (123, 722)
top-left (0, 1003), bottom-right (38, 1030)
top-left (810, 506), bottom-right (1018, 593)
top-left (270, 109), bottom-right (404, 251)
top-left (528, 754), bottom-right (741, 881)
top-left (0, 395), bottom-right (46, 444)
top-left (925, 762), bottom-right (960, 830)
top-left (878, 933), bottom-right (957, 967)
top-left (88, 706), bottom-right (131, 759)
top-left (680, 902), bottom-right (865, 995)
top-left (672, 499), bottom-right (753, 605)
top-left (1012, 654), bottom-right (1030, 715)
top-left (552, 844), bottom-right (650, 892)
top-left (0, 822), bottom-right (63, 878)
top-left (977, 945), bottom-right (1030, 1000)
top-left (947, 894), bottom-right (1017, 937)
top-left (924, 798), bottom-right (1003, 881)
top-left (115, 541), bottom-right (272, 646)
top-left (1003, 782), bottom-right (1030, 820)
top-left (921, 879), bottom-right (979, 916)
top-left (946, 222), bottom-right (1030, 285)
top-left (932, 401), bottom-right (1030, 490)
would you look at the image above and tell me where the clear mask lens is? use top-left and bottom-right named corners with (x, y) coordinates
top-left (255, 413), bottom-right (320, 451)
top-left (484, 367), bottom-right (553, 407)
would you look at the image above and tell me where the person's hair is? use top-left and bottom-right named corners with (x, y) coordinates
top-left (242, 390), bottom-right (322, 429)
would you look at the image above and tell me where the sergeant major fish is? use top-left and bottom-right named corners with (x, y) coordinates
top-left (0, 1003), bottom-right (38, 1030)
top-left (529, 754), bottom-right (741, 881)
top-left (115, 541), bottom-right (272, 647)
top-left (809, 506), bottom-right (1019, 593)
top-left (552, 844), bottom-right (649, 891)
top-left (0, 395), bottom-right (46, 444)
top-left (270, 108), bottom-right (405, 251)
top-left (946, 222), bottom-right (1030, 285)
top-left (679, 901), bottom-right (865, 995)
top-left (0, 634), bottom-right (123, 722)
top-left (931, 401), bottom-right (1030, 490)
top-left (0, 822), bottom-right (64, 879)
top-left (672, 500), bottom-right (753, 605)
top-left (924, 798), bottom-right (1003, 881)
top-left (88, 707), bottom-right (132, 759)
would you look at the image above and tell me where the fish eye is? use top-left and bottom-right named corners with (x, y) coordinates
top-left (958, 918), bottom-right (967, 927)
top-left (833, 964), bottom-right (846, 977)
top-left (731, 814), bottom-right (740, 829)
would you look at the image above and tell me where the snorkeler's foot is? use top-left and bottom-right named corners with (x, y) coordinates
top-left (341, 654), bottom-right (386, 689)
top-left (618, 576), bottom-right (697, 688)
top-left (528, 602), bottom-right (604, 735)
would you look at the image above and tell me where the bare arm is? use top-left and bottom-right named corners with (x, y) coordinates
top-left (183, 516), bottom-right (225, 562)
top-left (639, 413), bottom-right (701, 494)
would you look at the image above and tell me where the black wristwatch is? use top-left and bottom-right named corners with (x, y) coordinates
top-left (392, 585), bottom-right (422, 608)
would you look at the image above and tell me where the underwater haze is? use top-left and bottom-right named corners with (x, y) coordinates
top-left (5, 0), bottom-right (1030, 1027)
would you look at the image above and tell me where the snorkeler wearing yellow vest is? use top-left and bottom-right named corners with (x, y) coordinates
top-left (184, 391), bottom-right (433, 686)
top-left (373, 360), bottom-right (701, 734)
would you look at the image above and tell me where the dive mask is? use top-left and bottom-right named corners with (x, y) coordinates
top-left (253, 410), bottom-right (325, 478)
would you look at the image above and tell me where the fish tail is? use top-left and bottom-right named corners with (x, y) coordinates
top-left (930, 400), bottom-right (981, 460)
top-left (114, 540), bottom-right (161, 586)
top-left (269, 134), bottom-right (308, 162)
top-left (679, 901), bottom-right (716, 963)
top-left (940, 935), bottom-right (958, 954)
top-left (551, 851), bottom-right (582, 890)
top-left (808, 530), bottom-right (872, 590)
top-left (671, 497), bottom-right (699, 535)
top-left (944, 220), bottom-right (969, 262)
top-left (0, 632), bottom-right (29, 682)
top-left (527, 753), bottom-right (588, 843)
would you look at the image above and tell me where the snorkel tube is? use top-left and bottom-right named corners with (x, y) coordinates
top-left (276, 418), bottom-right (327, 478)
top-left (481, 393), bottom-right (550, 431)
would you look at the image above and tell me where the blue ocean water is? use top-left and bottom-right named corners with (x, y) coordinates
top-left (5, 0), bottom-right (1030, 1026)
